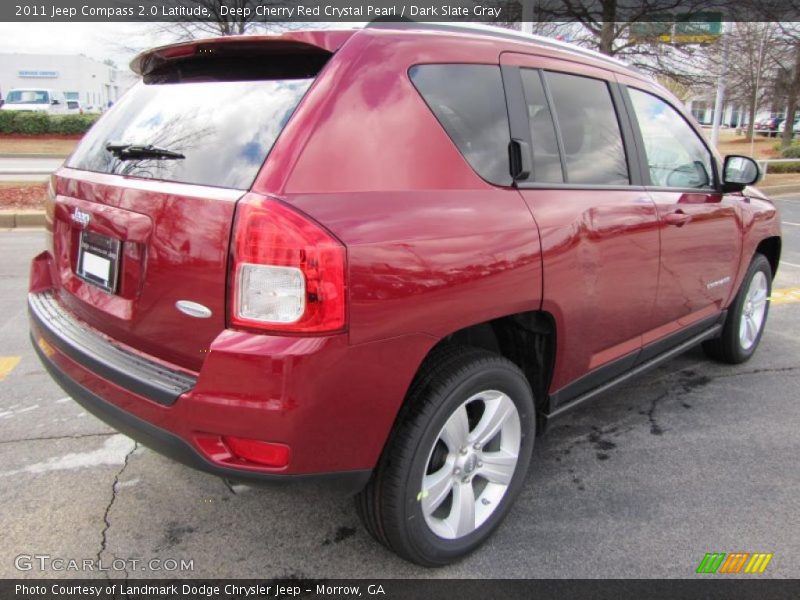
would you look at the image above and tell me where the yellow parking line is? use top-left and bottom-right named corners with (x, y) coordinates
top-left (0, 356), bottom-right (22, 382)
top-left (771, 287), bottom-right (800, 305)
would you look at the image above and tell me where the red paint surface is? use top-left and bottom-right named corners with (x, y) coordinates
top-left (31, 28), bottom-right (781, 476)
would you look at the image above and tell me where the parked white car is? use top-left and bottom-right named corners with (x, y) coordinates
top-left (0, 89), bottom-right (68, 113)
top-left (66, 99), bottom-right (84, 114)
top-left (776, 117), bottom-right (800, 138)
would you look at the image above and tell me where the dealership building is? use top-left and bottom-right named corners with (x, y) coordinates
top-left (0, 53), bottom-right (138, 108)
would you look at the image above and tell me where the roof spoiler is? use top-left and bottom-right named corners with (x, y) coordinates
top-left (130, 30), bottom-right (356, 77)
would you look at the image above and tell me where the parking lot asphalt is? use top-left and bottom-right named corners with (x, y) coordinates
top-left (0, 197), bottom-right (799, 579)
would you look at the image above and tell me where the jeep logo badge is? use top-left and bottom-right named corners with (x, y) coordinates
top-left (71, 209), bottom-right (90, 228)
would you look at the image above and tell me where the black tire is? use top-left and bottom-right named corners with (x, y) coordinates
top-left (703, 253), bottom-right (772, 364)
top-left (355, 345), bottom-right (535, 567)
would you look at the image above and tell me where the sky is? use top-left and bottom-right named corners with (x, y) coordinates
top-left (0, 23), bottom-right (173, 69)
top-left (0, 22), bottom-right (365, 71)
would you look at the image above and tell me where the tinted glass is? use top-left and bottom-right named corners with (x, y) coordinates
top-left (66, 79), bottom-right (313, 189)
top-left (629, 88), bottom-right (715, 189)
top-left (520, 69), bottom-right (563, 183)
top-left (410, 64), bottom-right (511, 185)
top-left (544, 72), bottom-right (629, 185)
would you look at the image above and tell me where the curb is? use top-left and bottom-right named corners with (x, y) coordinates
top-left (0, 210), bottom-right (46, 228)
top-left (760, 183), bottom-right (800, 197)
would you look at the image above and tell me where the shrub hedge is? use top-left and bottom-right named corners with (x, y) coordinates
top-left (0, 110), bottom-right (99, 135)
top-left (779, 144), bottom-right (800, 159)
top-left (765, 160), bottom-right (800, 174)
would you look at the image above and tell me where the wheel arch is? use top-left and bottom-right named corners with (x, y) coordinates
top-left (415, 311), bottom-right (557, 434)
top-left (756, 236), bottom-right (781, 279)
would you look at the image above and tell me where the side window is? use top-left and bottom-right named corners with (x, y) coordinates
top-left (409, 64), bottom-right (511, 186)
top-left (544, 71), bottom-right (630, 185)
top-left (628, 88), bottom-right (715, 189)
top-left (519, 69), bottom-right (563, 183)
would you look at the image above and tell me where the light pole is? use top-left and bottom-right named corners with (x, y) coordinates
top-left (521, 0), bottom-right (533, 34)
top-left (710, 22), bottom-right (729, 148)
top-left (750, 29), bottom-right (768, 158)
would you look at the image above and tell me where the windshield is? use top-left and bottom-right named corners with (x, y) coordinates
top-left (66, 78), bottom-right (314, 189)
top-left (6, 90), bottom-right (49, 104)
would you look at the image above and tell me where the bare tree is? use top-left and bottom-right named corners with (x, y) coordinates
top-left (656, 75), bottom-right (692, 102)
top-left (716, 23), bottom-right (776, 140)
top-left (154, 0), bottom-right (304, 41)
top-left (517, 0), bottom-right (742, 101)
top-left (537, 0), bottom-right (721, 57)
top-left (769, 24), bottom-right (800, 147)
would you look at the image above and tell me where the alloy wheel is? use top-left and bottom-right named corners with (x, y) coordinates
top-left (739, 271), bottom-right (769, 350)
top-left (420, 390), bottom-right (521, 540)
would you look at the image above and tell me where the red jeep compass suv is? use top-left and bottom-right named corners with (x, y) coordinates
top-left (29, 23), bottom-right (781, 566)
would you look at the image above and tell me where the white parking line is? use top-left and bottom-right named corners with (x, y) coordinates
top-left (783, 221), bottom-right (800, 226)
top-left (781, 261), bottom-right (800, 268)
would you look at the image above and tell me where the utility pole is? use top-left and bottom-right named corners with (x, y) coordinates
top-left (521, 0), bottom-right (533, 34)
top-left (750, 30), bottom-right (768, 158)
top-left (711, 22), bottom-right (729, 148)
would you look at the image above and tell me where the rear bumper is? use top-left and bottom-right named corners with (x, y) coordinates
top-left (29, 282), bottom-right (434, 492)
top-left (31, 333), bottom-right (370, 492)
top-left (29, 291), bottom-right (195, 406)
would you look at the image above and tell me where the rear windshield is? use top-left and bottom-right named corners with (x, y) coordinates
top-left (66, 78), bottom-right (313, 189)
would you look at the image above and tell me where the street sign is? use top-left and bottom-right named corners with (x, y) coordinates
top-left (630, 12), bottom-right (722, 44)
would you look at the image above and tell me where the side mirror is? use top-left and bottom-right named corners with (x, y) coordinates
top-left (51, 99), bottom-right (60, 105)
top-left (722, 155), bottom-right (760, 193)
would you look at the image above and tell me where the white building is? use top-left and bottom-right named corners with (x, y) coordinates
top-left (687, 98), bottom-right (748, 128)
top-left (687, 94), bottom-right (779, 130)
top-left (0, 53), bottom-right (139, 109)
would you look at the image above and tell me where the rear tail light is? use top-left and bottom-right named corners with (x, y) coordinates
top-left (230, 194), bottom-right (346, 333)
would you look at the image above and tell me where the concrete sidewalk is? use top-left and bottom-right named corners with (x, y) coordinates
top-left (0, 155), bottom-right (64, 182)
top-left (0, 153), bottom-right (68, 159)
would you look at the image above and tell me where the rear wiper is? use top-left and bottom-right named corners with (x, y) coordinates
top-left (105, 141), bottom-right (185, 160)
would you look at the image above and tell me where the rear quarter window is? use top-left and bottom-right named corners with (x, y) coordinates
top-left (520, 69), bottom-right (563, 183)
top-left (543, 71), bottom-right (629, 186)
top-left (409, 64), bottom-right (512, 186)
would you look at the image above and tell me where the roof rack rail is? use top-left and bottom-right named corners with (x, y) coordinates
top-left (365, 20), bottom-right (637, 73)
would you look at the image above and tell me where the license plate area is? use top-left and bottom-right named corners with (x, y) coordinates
top-left (76, 230), bottom-right (121, 293)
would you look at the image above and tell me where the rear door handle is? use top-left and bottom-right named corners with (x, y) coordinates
top-left (664, 210), bottom-right (692, 227)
